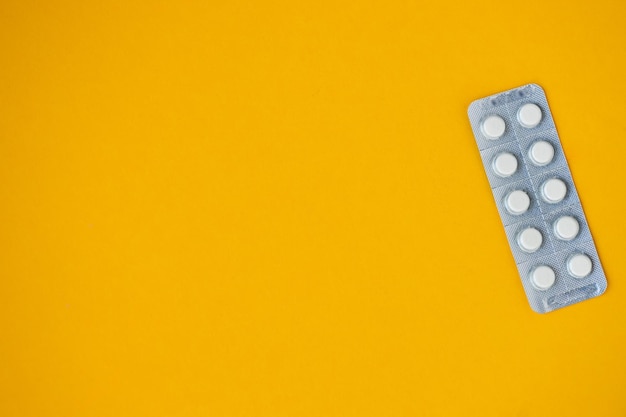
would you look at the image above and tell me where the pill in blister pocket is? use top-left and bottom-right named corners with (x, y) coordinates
top-left (554, 215), bottom-right (580, 241)
top-left (517, 227), bottom-right (543, 253)
top-left (493, 152), bottom-right (518, 177)
top-left (517, 103), bottom-right (543, 128)
top-left (528, 140), bottom-right (555, 166)
top-left (481, 115), bottom-right (506, 139)
top-left (505, 190), bottom-right (530, 215)
top-left (568, 254), bottom-right (593, 278)
top-left (541, 178), bottom-right (567, 203)
top-left (530, 265), bottom-right (556, 290)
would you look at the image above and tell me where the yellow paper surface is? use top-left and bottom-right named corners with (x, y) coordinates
top-left (1, 1), bottom-right (625, 416)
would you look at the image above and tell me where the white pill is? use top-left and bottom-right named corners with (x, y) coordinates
top-left (528, 140), bottom-right (555, 166)
top-left (517, 103), bottom-right (543, 128)
top-left (541, 178), bottom-right (567, 203)
top-left (567, 254), bottom-right (593, 278)
top-left (505, 190), bottom-right (531, 215)
top-left (481, 115), bottom-right (506, 139)
top-left (530, 265), bottom-right (556, 290)
top-left (554, 216), bottom-right (580, 241)
top-left (517, 227), bottom-right (543, 253)
top-left (493, 152), bottom-right (518, 177)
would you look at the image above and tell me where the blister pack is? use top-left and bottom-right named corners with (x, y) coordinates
top-left (467, 84), bottom-right (607, 313)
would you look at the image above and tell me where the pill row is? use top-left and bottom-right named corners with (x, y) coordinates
top-left (517, 214), bottom-right (580, 254)
top-left (492, 140), bottom-right (554, 178)
top-left (504, 177), bottom-right (567, 215)
top-left (481, 102), bottom-right (544, 139)
top-left (529, 253), bottom-right (593, 291)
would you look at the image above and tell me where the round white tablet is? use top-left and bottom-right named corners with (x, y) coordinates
top-left (567, 254), bottom-right (593, 278)
top-left (517, 227), bottom-right (543, 253)
top-left (481, 115), bottom-right (506, 139)
top-left (505, 190), bottom-right (531, 215)
top-left (530, 265), bottom-right (556, 290)
top-left (517, 103), bottom-right (543, 128)
top-left (541, 178), bottom-right (567, 203)
top-left (528, 140), bottom-right (555, 166)
top-left (493, 152), bottom-right (518, 177)
top-left (554, 215), bottom-right (580, 241)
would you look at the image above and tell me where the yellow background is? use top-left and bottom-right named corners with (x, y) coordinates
top-left (1, 1), bottom-right (625, 416)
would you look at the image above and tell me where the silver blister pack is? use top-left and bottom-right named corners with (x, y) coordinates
top-left (468, 84), bottom-right (607, 313)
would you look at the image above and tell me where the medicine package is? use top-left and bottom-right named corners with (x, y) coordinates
top-left (467, 84), bottom-right (607, 313)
